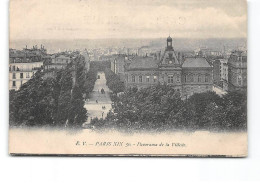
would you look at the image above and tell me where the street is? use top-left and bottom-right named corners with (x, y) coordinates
top-left (83, 71), bottom-right (112, 125)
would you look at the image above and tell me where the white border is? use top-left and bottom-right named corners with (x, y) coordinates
top-left (1, 0), bottom-right (260, 183)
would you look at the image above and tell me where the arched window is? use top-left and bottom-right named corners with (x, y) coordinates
top-left (198, 75), bottom-right (202, 82)
top-left (153, 76), bottom-right (157, 83)
top-left (189, 74), bottom-right (194, 82)
top-left (205, 74), bottom-right (210, 82)
top-left (177, 75), bottom-right (180, 82)
top-left (132, 75), bottom-right (135, 82)
top-left (139, 76), bottom-right (142, 83)
top-left (184, 75), bottom-right (188, 83)
top-left (146, 76), bottom-right (150, 82)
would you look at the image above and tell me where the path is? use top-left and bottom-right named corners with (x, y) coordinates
top-left (83, 71), bottom-right (112, 126)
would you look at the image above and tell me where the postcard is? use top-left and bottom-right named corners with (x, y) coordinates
top-left (9, 0), bottom-right (247, 157)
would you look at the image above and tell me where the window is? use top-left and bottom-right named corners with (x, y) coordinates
top-left (205, 75), bottom-right (209, 82)
top-left (12, 73), bottom-right (16, 79)
top-left (20, 81), bottom-right (23, 86)
top-left (12, 81), bottom-right (16, 87)
top-left (189, 74), bottom-right (194, 82)
top-left (146, 76), bottom-right (150, 82)
top-left (238, 76), bottom-right (242, 86)
top-left (12, 66), bottom-right (15, 71)
top-left (139, 76), bottom-right (142, 83)
top-left (132, 75), bottom-right (135, 82)
top-left (177, 75), bottom-right (180, 82)
top-left (153, 76), bottom-right (157, 83)
top-left (26, 73), bottom-right (30, 78)
top-left (198, 75), bottom-right (202, 82)
top-left (168, 75), bottom-right (174, 83)
top-left (185, 75), bottom-right (188, 82)
top-left (20, 73), bottom-right (23, 79)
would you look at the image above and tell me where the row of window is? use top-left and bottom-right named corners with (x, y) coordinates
top-left (130, 75), bottom-right (158, 83)
top-left (12, 73), bottom-right (31, 79)
top-left (183, 74), bottom-right (210, 83)
top-left (9, 65), bottom-right (41, 71)
top-left (128, 74), bottom-right (210, 83)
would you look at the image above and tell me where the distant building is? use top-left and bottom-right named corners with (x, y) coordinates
top-left (219, 59), bottom-right (228, 91)
top-left (125, 36), bottom-right (213, 98)
top-left (111, 55), bottom-right (133, 81)
top-left (213, 60), bottom-right (221, 86)
top-left (228, 51), bottom-right (247, 91)
top-left (44, 55), bottom-right (71, 71)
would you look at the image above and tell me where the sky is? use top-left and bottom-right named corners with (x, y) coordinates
top-left (9, 0), bottom-right (247, 40)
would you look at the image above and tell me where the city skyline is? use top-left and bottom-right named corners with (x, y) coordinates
top-left (10, 0), bottom-right (247, 40)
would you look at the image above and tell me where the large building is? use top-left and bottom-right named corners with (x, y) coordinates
top-left (228, 50), bottom-right (247, 91)
top-left (125, 36), bottom-right (213, 98)
top-left (9, 46), bottom-right (46, 90)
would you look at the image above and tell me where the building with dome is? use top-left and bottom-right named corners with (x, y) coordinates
top-left (124, 36), bottom-right (213, 98)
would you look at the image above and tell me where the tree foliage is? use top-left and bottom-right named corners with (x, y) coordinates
top-left (104, 68), bottom-right (125, 94)
top-left (93, 85), bottom-right (247, 132)
top-left (9, 55), bottom-right (92, 128)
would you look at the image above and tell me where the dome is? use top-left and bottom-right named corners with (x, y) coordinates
top-left (167, 36), bottom-right (172, 41)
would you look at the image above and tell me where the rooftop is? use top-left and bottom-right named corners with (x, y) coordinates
top-left (128, 56), bottom-right (158, 70)
top-left (182, 57), bottom-right (211, 68)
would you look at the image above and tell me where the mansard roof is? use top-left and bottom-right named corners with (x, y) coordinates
top-left (128, 56), bottom-right (158, 70)
top-left (182, 57), bottom-right (211, 68)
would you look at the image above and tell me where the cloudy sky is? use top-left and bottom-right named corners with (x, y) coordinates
top-left (10, 0), bottom-right (247, 40)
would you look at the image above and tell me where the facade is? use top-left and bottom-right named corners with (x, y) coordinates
top-left (213, 60), bottom-right (221, 86)
top-left (111, 55), bottom-right (134, 81)
top-left (125, 36), bottom-right (213, 98)
top-left (9, 62), bottom-right (43, 90)
top-left (44, 55), bottom-right (71, 71)
top-left (219, 59), bottom-right (229, 91)
top-left (228, 51), bottom-right (247, 91)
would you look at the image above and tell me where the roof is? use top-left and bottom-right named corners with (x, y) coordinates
top-left (128, 56), bottom-right (158, 70)
top-left (182, 57), bottom-right (211, 68)
top-left (56, 55), bottom-right (70, 59)
top-left (167, 36), bottom-right (172, 41)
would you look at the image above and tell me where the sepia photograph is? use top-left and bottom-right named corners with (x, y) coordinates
top-left (9, 0), bottom-right (247, 157)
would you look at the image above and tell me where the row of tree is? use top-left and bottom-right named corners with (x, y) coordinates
top-left (104, 68), bottom-right (125, 95)
top-left (9, 56), bottom-right (98, 128)
top-left (92, 84), bottom-right (247, 132)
